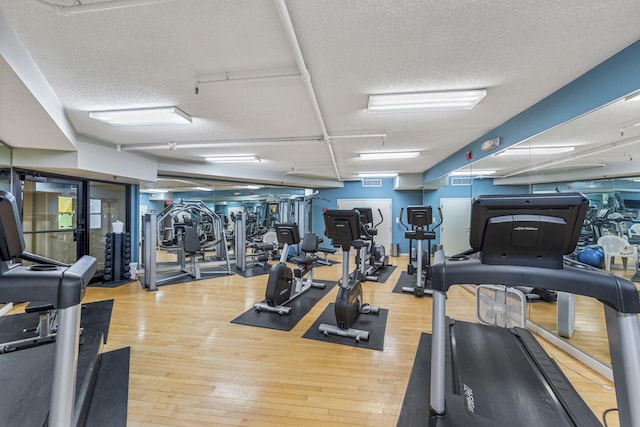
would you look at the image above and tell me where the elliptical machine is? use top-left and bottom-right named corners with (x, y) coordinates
top-left (319, 210), bottom-right (379, 342)
top-left (354, 207), bottom-right (391, 282)
top-left (254, 222), bottom-right (326, 315)
top-left (400, 205), bottom-right (442, 297)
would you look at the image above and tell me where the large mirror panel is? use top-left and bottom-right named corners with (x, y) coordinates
top-left (448, 89), bottom-right (640, 374)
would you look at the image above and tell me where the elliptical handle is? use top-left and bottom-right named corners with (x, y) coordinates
top-left (432, 207), bottom-right (444, 231)
top-left (398, 207), bottom-right (408, 231)
top-left (374, 208), bottom-right (384, 229)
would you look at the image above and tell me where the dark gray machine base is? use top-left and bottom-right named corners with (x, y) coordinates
top-left (397, 321), bottom-right (601, 426)
top-left (0, 300), bottom-right (129, 427)
top-left (365, 265), bottom-right (396, 283)
top-left (392, 271), bottom-right (432, 296)
top-left (397, 333), bottom-right (432, 426)
top-left (85, 347), bottom-right (130, 426)
top-left (231, 281), bottom-right (337, 331)
top-left (302, 303), bottom-right (388, 351)
top-left (233, 263), bottom-right (272, 278)
top-left (0, 299), bottom-right (114, 348)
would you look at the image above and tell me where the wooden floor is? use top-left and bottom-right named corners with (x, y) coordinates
top-left (10, 254), bottom-right (631, 426)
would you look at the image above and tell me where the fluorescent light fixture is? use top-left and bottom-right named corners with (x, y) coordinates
top-left (368, 89), bottom-right (486, 113)
top-left (450, 170), bottom-right (496, 176)
top-left (497, 146), bottom-right (574, 156)
top-left (625, 92), bottom-right (640, 102)
top-left (246, 185), bottom-right (261, 189)
top-left (357, 173), bottom-right (398, 178)
top-left (90, 107), bottom-right (192, 126)
top-left (360, 151), bottom-right (419, 160)
top-left (143, 188), bottom-right (169, 193)
top-left (205, 156), bottom-right (261, 163)
top-left (193, 187), bottom-right (213, 192)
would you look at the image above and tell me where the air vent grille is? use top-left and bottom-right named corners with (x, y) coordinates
top-left (450, 177), bottom-right (472, 186)
top-left (361, 178), bottom-right (382, 188)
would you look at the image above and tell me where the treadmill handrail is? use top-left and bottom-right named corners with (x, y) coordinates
top-left (431, 250), bottom-right (640, 314)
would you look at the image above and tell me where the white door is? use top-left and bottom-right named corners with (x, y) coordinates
top-left (440, 198), bottom-right (472, 256)
top-left (336, 198), bottom-right (392, 251)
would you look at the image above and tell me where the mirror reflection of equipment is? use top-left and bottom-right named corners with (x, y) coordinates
top-left (424, 192), bottom-right (640, 426)
top-left (399, 205), bottom-right (442, 297)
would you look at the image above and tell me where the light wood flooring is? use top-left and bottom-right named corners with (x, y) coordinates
top-left (9, 254), bottom-right (633, 426)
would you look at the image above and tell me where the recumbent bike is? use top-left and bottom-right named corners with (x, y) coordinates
top-left (254, 222), bottom-right (326, 315)
top-left (319, 210), bottom-right (379, 342)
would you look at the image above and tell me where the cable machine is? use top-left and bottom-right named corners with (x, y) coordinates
top-left (141, 200), bottom-right (232, 291)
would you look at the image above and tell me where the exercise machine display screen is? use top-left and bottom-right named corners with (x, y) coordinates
top-left (407, 206), bottom-right (432, 227)
top-left (469, 193), bottom-right (589, 268)
top-left (324, 210), bottom-right (362, 248)
top-left (353, 207), bottom-right (373, 225)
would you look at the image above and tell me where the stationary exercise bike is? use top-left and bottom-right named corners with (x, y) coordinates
top-left (354, 207), bottom-right (390, 282)
top-left (400, 205), bottom-right (442, 297)
top-left (319, 210), bottom-right (379, 342)
top-left (254, 222), bottom-right (325, 315)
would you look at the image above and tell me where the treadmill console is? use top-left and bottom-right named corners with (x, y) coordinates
top-left (469, 193), bottom-right (589, 269)
top-left (0, 190), bottom-right (97, 308)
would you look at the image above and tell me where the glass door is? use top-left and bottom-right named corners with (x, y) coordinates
top-left (88, 181), bottom-right (128, 275)
top-left (21, 178), bottom-right (85, 265)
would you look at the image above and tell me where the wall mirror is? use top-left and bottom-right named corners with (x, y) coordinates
top-left (454, 89), bottom-right (640, 377)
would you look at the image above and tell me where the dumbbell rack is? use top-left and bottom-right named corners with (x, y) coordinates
top-left (104, 232), bottom-right (132, 283)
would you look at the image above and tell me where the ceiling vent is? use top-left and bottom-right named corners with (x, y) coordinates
top-left (361, 178), bottom-right (382, 188)
top-left (450, 176), bottom-right (472, 186)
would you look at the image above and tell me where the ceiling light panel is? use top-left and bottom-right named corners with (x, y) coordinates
top-left (450, 170), bottom-right (496, 176)
top-left (625, 91), bottom-right (640, 102)
top-left (205, 156), bottom-right (261, 163)
top-left (360, 151), bottom-right (419, 160)
top-left (368, 90), bottom-right (486, 113)
top-left (357, 173), bottom-right (398, 178)
top-left (89, 107), bottom-right (192, 126)
top-left (497, 147), bottom-right (575, 156)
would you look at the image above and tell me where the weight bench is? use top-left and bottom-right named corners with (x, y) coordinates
top-left (0, 301), bottom-right (58, 353)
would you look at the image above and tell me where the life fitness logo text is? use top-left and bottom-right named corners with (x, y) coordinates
top-left (463, 383), bottom-right (475, 413)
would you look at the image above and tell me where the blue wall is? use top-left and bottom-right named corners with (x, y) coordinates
top-left (312, 178), bottom-right (527, 252)
top-left (139, 178), bottom-right (538, 254)
top-left (424, 40), bottom-right (640, 182)
top-left (421, 178), bottom-right (530, 245)
top-left (311, 179), bottom-right (422, 254)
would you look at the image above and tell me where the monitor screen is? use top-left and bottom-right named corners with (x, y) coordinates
top-left (0, 191), bottom-right (25, 261)
top-left (353, 207), bottom-right (373, 225)
top-left (324, 209), bottom-right (361, 248)
top-left (407, 205), bottom-right (432, 227)
top-left (469, 193), bottom-right (589, 268)
top-left (275, 222), bottom-right (300, 245)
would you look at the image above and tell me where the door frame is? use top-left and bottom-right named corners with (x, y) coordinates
top-left (13, 170), bottom-right (88, 260)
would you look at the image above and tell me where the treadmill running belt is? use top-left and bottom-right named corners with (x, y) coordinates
top-left (449, 321), bottom-right (600, 426)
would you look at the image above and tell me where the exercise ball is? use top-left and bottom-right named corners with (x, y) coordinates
top-left (577, 245), bottom-right (605, 268)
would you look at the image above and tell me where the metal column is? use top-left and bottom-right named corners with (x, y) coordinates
top-left (142, 213), bottom-right (158, 291)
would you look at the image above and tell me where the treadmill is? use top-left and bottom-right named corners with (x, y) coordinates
top-left (420, 193), bottom-right (640, 427)
top-left (0, 190), bottom-right (125, 427)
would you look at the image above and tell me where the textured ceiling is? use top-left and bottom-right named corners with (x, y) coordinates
top-left (0, 0), bottom-right (639, 188)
